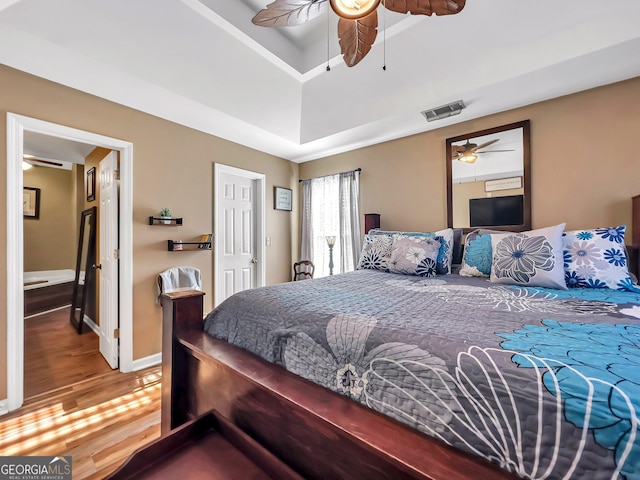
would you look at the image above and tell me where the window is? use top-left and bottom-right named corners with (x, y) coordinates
top-left (301, 170), bottom-right (361, 277)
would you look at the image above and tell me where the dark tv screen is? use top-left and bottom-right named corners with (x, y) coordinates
top-left (469, 195), bottom-right (524, 227)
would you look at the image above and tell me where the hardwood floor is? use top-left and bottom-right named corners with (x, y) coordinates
top-left (24, 307), bottom-right (114, 398)
top-left (0, 307), bottom-right (161, 478)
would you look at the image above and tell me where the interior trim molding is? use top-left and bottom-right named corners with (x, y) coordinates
top-left (6, 113), bottom-right (134, 412)
top-left (131, 352), bottom-right (162, 371)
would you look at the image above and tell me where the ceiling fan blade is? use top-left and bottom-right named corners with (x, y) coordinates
top-left (338, 11), bottom-right (378, 67)
top-left (472, 139), bottom-right (500, 151)
top-left (476, 149), bottom-right (515, 153)
top-left (383, 0), bottom-right (465, 15)
top-left (252, 0), bottom-right (327, 27)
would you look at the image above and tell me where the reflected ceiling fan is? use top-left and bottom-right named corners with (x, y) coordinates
top-left (452, 139), bottom-right (514, 164)
top-left (252, 0), bottom-right (466, 67)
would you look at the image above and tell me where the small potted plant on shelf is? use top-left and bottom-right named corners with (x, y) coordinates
top-left (159, 207), bottom-right (172, 224)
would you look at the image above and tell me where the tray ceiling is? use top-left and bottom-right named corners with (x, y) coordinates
top-left (1, 0), bottom-right (640, 162)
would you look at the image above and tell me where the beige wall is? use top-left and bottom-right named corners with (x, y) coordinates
top-left (23, 166), bottom-right (77, 272)
top-left (300, 77), bottom-right (640, 239)
top-left (0, 65), bottom-right (299, 399)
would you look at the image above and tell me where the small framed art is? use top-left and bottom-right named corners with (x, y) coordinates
top-left (86, 167), bottom-right (96, 202)
top-left (23, 187), bottom-right (40, 219)
top-left (274, 187), bottom-right (292, 211)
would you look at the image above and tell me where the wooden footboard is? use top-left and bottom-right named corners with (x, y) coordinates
top-left (161, 291), bottom-right (515, 480)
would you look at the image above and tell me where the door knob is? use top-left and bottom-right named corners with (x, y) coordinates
top-left (93, 264), bottom-right (102, 270)
top-left (251, 258), bottom-right (258, 264)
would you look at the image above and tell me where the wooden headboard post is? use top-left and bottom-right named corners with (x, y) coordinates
top-left (160, 290), bottom-right (205, 434)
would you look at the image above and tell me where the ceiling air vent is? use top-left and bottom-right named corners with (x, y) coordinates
top-left (421, 100), bottom-right (466, 122)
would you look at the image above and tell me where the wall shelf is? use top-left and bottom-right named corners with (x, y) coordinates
top-left (149, 216), bottom-right (183, 226)
top-left (168, 240), bottom-right (211, 252)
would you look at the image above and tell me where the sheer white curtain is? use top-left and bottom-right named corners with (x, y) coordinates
top-left (300, 170), bottom-right (361, 277)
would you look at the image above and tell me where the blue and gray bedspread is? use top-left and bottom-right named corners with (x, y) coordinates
top-left (203, 270), bottom-right (640, 479)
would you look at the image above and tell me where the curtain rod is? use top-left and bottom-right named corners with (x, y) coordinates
top-left (299, 167), bottom-right (361, 183)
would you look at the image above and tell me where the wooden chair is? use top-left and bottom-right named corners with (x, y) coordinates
top-left (293, 260), bottom-right (314, 281)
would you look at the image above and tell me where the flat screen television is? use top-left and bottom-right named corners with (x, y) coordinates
top-left (469, 194), bottom-right (524, 227)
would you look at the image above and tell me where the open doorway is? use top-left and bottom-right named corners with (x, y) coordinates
top-left (6, 113), bottom-right (134, 413)
top-left (22, 144), bottom-right (113, 398)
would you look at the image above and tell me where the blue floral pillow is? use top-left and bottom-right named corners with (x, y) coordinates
top-left (459, 230), bottom-right (493, 277)
top-left (490, 223), bottom-right (567, 289)
top-left (562, 225), bottom-right (639, 292)
top-left (388, 235), bottom-right (440, 277)
top-left (429, 228), bottom-right (454, 274)
top-left (357, 233), bottom-right (394, 271)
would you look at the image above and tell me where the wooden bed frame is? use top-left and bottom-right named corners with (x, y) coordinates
top-left (161, 290), bottom-right (516, 480)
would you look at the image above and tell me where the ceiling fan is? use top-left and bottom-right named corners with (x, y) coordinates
top-left (252, 0), bottom-right (466, 67)
top-left (452, 139), bottom-right (514, 164)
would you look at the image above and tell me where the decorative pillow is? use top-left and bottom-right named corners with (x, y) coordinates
top-left (432, 228), bottom-right (455, 274)
top-left (562, 225), bottom-right (640, 292)
top-left (357, 233), bottom-right (394, 271)
top-left (459, 230), bottom-right (493, 277)
top-left (388, 235), bottom-right (441, 277)
top-left (490, 223), bottom-right (567, 289)
top-left (369, 228), bottom-right (454, 274)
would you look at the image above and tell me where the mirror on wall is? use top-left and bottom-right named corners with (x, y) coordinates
top-left (446, 120), bottom-right (531, 233)
top-left (70, 206), bottom-right (97, 334)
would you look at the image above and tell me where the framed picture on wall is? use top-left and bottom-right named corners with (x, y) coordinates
top-left (86, 167), bottom-right (96, 202)
top-left (23, 187), bottom-right (40, 219)
top-left (274, 186), bottom-right (292, 211)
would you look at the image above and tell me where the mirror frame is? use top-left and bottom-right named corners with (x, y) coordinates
top-left (70, 206), bottom-right (97, 334)
top-left (446, 119), bottom-right (531, 233)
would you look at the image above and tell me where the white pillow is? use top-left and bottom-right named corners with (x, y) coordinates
top-left (490, 223), bottom-right (567, 290)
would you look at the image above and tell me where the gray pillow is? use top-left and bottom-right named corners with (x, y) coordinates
top-left (388, 235), bottom-right (441, 277)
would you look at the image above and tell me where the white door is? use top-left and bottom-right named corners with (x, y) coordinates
top-left (99, 151), bottom-right (119, 369)
top-left (218, 171), bottom-right (258, 303)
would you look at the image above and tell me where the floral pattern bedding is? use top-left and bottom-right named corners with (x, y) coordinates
top-left (203, 270), bottom-right (640, 479)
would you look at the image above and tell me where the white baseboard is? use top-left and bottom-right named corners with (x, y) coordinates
top-left (0, 398), bottom-right (8, 416)
top-left (83, 315), bottom-right (100, 335)
top-left (131, 352), bottom-right (162, 371)
top-left (24, 304), bottom-right (71, 320)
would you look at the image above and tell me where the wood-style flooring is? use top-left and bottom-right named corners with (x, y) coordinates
top-left (0, 307), bottom-right (162, 479)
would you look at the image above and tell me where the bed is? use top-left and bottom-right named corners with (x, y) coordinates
top-left (161, 225), bottom-right (640, 480)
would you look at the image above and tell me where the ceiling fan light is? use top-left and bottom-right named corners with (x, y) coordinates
top-left (330, 0), bottom-right (380, 19)
top-left (459, 154), bottom-right (477, 164)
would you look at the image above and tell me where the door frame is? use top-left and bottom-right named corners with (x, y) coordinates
top-left (213, 163), bottom-right (266, 307)
top-left (6, 113), bottom-right (134, 412)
